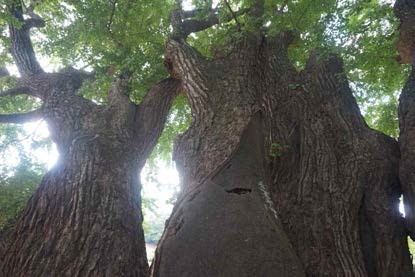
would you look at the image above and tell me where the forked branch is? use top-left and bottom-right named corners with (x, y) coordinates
top-left (7, 1), bottom-right (44, 77)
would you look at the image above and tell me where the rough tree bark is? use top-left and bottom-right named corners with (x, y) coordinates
top-left (152, 2), bottom-right (412, 276)
top-left (396, 0), bottom-right (415, 241)
top-left (0, 2), bottom-right (179, 276)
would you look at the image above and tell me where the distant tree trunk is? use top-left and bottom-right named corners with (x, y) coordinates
top-left (0, 3), bottom-right (180, 276)
top-left (152, 3), bottom-right (412, 276)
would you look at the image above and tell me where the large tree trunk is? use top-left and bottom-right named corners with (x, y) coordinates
top-left (0, 71), bottom-right (179, 276)
top-left (152, 6), bottom-right (412, 276)
top-left (0, 3), bottom-right (180, 275)
top-left (395, 0), bottom-right (415, 243)
top-left (400, 67), bottom-right (415, 240)
top-left (270, 51), bottom-right (411, 276)
top-left (152, 112), bottom-right (305, 277)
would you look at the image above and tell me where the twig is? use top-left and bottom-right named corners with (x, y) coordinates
top-left (107, 0), bottom-right (118, 32)
top-left (224, 0), bottom-right (241, 31)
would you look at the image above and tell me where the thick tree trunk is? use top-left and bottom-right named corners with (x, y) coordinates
top-left (270, 51), bottom-right (411, 276)
top-left (395, 0), bottom-right (415, 243)
top-left (2, 141), bottom-right (147, 276)
top-left (0, 72), bottom-right (179, 276)
top-left (0, 2), bottom-right (181, 276)
top-left (152, 113), bottom-right (305, 277)
top-left (152, 12), bottom-right (412, 275)
top-left (399, 67), bottom-right (415, 240)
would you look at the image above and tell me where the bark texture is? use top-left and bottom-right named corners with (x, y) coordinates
top-left (396, 0), bottom-right (415, 243)
top-left (399, 67), bottom-right (415, 239)
top-left (0, 3), bottom-right (180, 276)
top-left (152, 6), bottom-right (412, 276)
top-left (152, 113), bottom-right (305, 277)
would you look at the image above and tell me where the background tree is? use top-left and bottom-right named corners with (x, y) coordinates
top-left (0, 0), bottom-right (179, 276)
top-left (152, 0), bottom-right (412, 276)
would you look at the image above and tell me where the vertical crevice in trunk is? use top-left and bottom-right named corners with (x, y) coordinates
top-left (359, 196), bottom-right (378, 277)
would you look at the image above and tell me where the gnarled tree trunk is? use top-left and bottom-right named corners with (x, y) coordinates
top-left (152, 3), bottom-right (412, 276)
top-left (1, 75), bottom-right (178, 277)
top-left (0, 3), bottom-right (180, 276)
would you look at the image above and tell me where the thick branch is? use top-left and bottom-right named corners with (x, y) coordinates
top-left (174, 7), bottom-right (250, 39)
top-left (181, 13), bottom-right (219, 37)
top-left (0, 108), bottom-right (43, 124)
top-left (0, 86), bottom-right (32, 97)
top-left (24, 18), bottom-right (46, 29)
top-left (182, 8), bottom-right (219, 18)
top-left (135, 78), bottom-right (180, 160)
top-left (7, 2), bottom-right (44, 77)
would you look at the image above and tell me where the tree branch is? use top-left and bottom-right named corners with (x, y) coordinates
top-left (7, 1), bottom-right (44, 77)
top-left (224, 0), bottom-right (241, 31)
top-left (182, 8), bottom-right (219, 18)
top-left (134, 78), bottom-right (180, 160)
top-left (106, 0), bottom-right (117, 32)
top-left (181, 13), bottom-right (219, 37)
top-left (0, 108), bottom-right (43, 124)
top-left (25, 4), bottom-right (46, 29)
top-left (179, 7), bottom-right (250, 38)
top-left (0, 86), bottom-right (32, 97)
